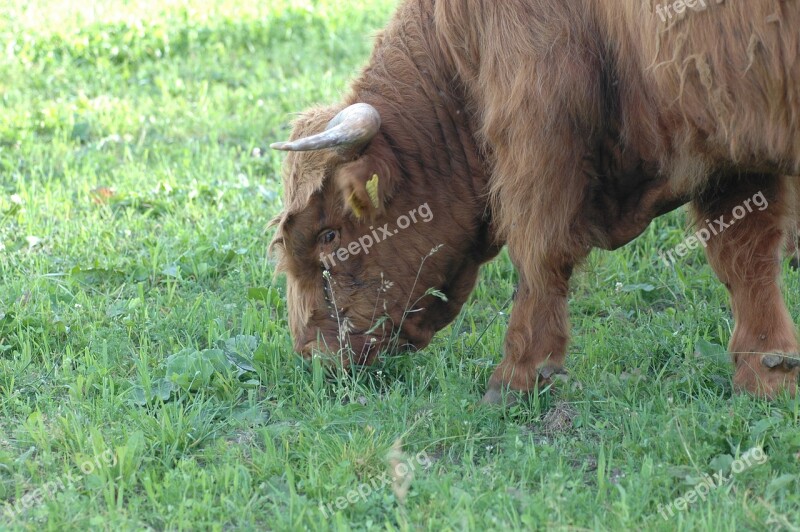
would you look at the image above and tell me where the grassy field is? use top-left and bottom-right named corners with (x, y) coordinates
top-left (1, 0), bottom-right (799, 530)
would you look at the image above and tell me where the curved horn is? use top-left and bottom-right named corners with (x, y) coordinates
top-left (271, 103), bottom-right (381, 152)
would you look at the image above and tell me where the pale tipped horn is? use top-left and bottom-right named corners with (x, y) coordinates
top-left (270, 103), bottom-right (381, 152)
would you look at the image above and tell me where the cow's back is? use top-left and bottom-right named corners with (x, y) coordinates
top-left (435, 0), bottom-right (800, 186)
top-left (603, 0), bottom-right (800, 180)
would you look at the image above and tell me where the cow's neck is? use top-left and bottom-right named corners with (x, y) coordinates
top-left (346, 0), bottom-right (492, 237)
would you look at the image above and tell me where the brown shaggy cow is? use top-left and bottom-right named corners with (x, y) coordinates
top-left (270, 0), bottom-right (800, 402)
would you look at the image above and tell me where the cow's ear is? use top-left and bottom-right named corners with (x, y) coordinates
top-left (333, 155), bottom-right (391, 220)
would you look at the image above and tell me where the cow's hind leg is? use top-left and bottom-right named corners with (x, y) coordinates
top-left (692, 174), bottom-right (799, 398)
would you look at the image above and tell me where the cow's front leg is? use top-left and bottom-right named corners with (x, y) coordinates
top-left (693, 174), bottom-right (799, 398)
top-left (482, 254), bottom-right (581, 405)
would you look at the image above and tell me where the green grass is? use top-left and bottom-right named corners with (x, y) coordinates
top-left (1, 0), bottom-right (799, 530)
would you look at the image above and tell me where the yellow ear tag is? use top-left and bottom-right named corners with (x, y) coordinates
top-left (348, 191), bottom-right (364, 219)
top-left (366, 174), bottom-right (380, 209)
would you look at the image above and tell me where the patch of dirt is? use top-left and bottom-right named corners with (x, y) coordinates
top-left (572, 455), bottom-right (598, 472)
top-left (539, 401), bottom-right (578, 436)
top-left (523, 401), bottom-right (578, 445)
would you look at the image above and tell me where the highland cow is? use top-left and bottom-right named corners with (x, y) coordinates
top-left (270, 0), bottom-right (800, 402)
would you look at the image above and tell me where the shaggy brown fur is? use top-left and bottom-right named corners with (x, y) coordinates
top-left (272, 0), bottom-right (800, 399)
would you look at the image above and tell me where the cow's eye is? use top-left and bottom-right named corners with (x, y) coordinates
top-left (318, 229), bottom-right (339, 245)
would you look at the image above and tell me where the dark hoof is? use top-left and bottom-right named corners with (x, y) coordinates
top-left (480, 384), bottom-right (520, 407)
top-left (783, 355), bottom-right (800, 369)
top-left (734, 353), bottom-right (800, 399)
top-left (761, 354), bottom-right (784, 368)
top-left (760, 353), bottom-right (800, 370)
top-left (537, 365), bottom-right (567, 381)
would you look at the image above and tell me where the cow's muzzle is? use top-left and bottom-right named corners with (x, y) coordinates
top-left (296, 332), bottom-right (384, 367)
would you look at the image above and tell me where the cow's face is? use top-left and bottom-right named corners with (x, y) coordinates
top-left (271, 103), bottom-right (497, 365)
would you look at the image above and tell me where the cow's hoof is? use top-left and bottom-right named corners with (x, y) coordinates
top-left (481, 365), bottom-right (568, 406)
top-left (758, 352), bottom-right (800, 370)
top-left (733, 353), bottom-right (799, 399)
top-left (481, 386), bottom-right (519, 407)
top-left (480, 384), bottom-right (520, 407)
top-left (537, 365), bottom-right (567, 380)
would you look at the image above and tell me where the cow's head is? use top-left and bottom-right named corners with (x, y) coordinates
top-left (270, 102), bottom-right (499, 366)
